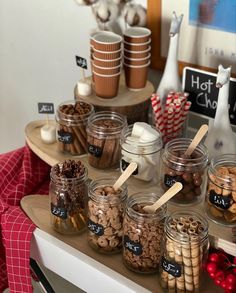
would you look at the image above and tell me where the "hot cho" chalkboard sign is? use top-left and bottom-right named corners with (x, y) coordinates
top-left (182, 67), bottom-right (236, 125)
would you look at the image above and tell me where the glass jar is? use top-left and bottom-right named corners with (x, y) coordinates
top-left (87, 178), bottom-right (127, 254)
top-left (159, 211), bottom-right (209, 292)
top-left (160, 138), bottom-right (209, 205)
top-left (205, 154), bottom-right (236, 227)
top-left (56, 100), bottom-right (94, 156)
top-left (120, 124), bottom-right (163, 182)
top-left (86, 111), bottom-right (127, 169)
top-left (122, 192), bottom-right (166, 274)
top-left (49, 160), bottom-right (88, 235)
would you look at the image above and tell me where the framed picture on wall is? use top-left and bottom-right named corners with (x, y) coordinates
top-left (147, 0), bottom-right (236, 77)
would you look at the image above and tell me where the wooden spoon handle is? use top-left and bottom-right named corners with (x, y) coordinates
top-left (113, 162), bottom-right (138, 191)
top-left (149, 182), bottom-right (183, 212)
top-left (184, 124), bottom-right (208, 157)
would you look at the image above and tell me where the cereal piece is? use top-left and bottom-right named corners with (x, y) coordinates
top-left (229, 167), bottom-right (236, 175)
top-left (97, 236), bottom-right (108, 248)
top-left (224, 211), bottom-right (236, 222)
top-left (228, 203), bottom-right (236, 214)
top-left (210, 206), bottom-right (223, 218)
top-left (217, 166), bottom-right (230, 176)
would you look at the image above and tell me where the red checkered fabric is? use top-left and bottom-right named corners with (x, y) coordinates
top-left (0, 145), bottom-right (50, 293)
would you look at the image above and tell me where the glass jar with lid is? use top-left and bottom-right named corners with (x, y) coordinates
top-left (87, 177), bottom-right (128, 254)
top-left (205, 154), bottom-right (236, 227)
top-left (120, 122), bottom-right (163, 182)
top-left (122, 192), bottom-right (166, 274)
top-left (49, 160), bottom-right (88, 235)
top-left (86, 111), bottom-right (127, 169)
top-left (56, 100), bottom-right (94, 156)
top-left (160, 138), bottom-right (209, 205)
top-left (159, 211), bottom-right (209, 292)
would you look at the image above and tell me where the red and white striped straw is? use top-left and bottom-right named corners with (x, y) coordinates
top-left (151, 94), bottom-right (164, 133)
top-left (173, 101), bottom-right (182, 132)
top-left (166, 104), bottom-right (175, 135)
top-left (179, 101), bottom-right (192, 128)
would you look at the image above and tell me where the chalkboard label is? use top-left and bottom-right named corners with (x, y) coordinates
top-left (183, 67), bottom-right (236, 125)
top-left (38, 103), bottom-right (54, 114)
top-left (161, 256), bottom-right (181, 278)
top-left (164, 174), bottom-right (184, 188)
top-left (121, 159), bottom-right (138, 175)
top-left (88, 219), bottom-right (104, 236)
top-left (209, 191), bottom-right (231, 209)
top-left (88, 144), bottom-right (102, 157)
top-left (51, 203), bottom-right (67, 219)
top-left (75, 56), bottom-right (87, 69)
top-left (57, 130), bottom-right (73, 144)
top-left (123, 235), bottom-right (143, 256)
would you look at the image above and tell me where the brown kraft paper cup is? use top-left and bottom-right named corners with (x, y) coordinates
top-left (124, 61), bottom-right (150, 91)
top-left (124, 54), bottom-right (150, 66)
top-left (93, 56), bottom-right (121, 67)
top-left (93, 71), bottom-right (121, 99)
top-left (124, 46), bottom-right (151, 59)
top-left (93, 64), bottom-right (121, 75)
top-left (93, 48), bottom-right (122, 60)
top-left (93, 31), bottom-right (122, 51)
top-left (123, 27), bottom-right (151, 44)
top-left (124, 39), bottom-right (151, 52)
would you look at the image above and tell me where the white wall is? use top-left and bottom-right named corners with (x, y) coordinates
top-left (0, 0), bottom-right (147, 153)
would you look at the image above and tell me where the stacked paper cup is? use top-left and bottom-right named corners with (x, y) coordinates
top-left (91, 31), bottom-right (122, 99)
top-left (123, 27), bottom-right (151, 91)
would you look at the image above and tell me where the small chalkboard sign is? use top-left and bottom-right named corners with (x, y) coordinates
top-left (88, 144), bottom-right (103, 157)
top-left (51, 203), bottom-right (67, 219)
top-left (57, 130), bottom-right (73, 144)
top-left (182, 67), bottom-right (236, 125)
top-left (88, 219), bottom-right (104, 236)
top-left (121, 160), bottom-right (138, 175)
top-left (161, 256), bottom-right (181, 278)
top-left (123, 235), bottom-right (143, 256)
top-left (209, 191), bottom-right (231, 210)
top-left (75, 56), bottom-right (88, 69)
top-left (38, 103), bottom-right (54, 114)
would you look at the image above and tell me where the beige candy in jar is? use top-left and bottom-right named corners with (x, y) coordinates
top-left (206, 163), bottom-right (236, 224)
top-left (87, 180), bottom-right (127, 254)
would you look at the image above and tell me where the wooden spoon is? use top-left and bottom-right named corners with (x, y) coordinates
top-left (184, 124), bottom-right (208, 157)
top-left (143, 182), bottom-right (183, 214)
top-left (113, 162), bottom-right (138, 191)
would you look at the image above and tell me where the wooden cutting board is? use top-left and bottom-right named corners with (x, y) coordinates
top-left (21, 194), bottom-right (223, 293)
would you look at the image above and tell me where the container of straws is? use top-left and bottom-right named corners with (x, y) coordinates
top-left (151, 92), bottom-right (192, 144)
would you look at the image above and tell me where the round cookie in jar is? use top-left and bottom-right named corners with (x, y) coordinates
top-left (122, 192), bottom-right (166, 274)
top-left (159, 211), bottom-right (209, 293)
top-left (160, 138), bottom-right (209, 205)
top-left (49, 160), bottom-right (88, 235)
top-left (56, 100), bottom-right (94, 156)
top-left (87, 177), bottom-right (127, 254)
top-left (205, 154), bottom-right (236, 227)
top-left (86, 111), bottom-right (127, 169)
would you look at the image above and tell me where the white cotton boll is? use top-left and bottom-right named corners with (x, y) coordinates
top-left (74, 0), bottom-right (98, 6)
top-left (123, 4), bottom-right (147, 27)
top-left (94, 0), bottom-right (119, 23)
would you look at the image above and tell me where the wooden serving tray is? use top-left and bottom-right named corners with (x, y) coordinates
top-left (25, 120), bottom-right (236, 257)
top-left (21, 195), bottom-right (222, 293)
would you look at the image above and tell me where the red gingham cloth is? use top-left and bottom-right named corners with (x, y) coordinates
top-left (0, 145), bottom-right (50, 293)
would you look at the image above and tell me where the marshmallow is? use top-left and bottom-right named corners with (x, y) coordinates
top-left (40, 124), bottom-right (56, 144)
top-left (139, 126), bottom-right (160, 143)
top-left (131, 122), bottom-right (149, 137)
top-left (76, 80), bottom-right (92, 97)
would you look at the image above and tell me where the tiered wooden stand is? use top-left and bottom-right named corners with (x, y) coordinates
top-left (23, 119), bottom-right (235, 293)
top-left (74, 72), bottom-right (154, 124)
